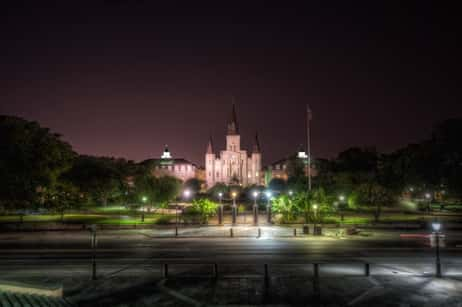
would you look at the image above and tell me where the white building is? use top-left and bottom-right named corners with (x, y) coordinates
top-left (142, 146), bottom-right (197, 182)
top-left (205, 105), bottom-right (262, 187)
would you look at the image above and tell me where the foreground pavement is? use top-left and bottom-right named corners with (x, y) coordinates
top-left (1, 226), bottom-right (462, 306)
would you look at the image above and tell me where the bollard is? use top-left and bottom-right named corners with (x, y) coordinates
top-left (365, 263), bottom-right (370, 276)
top-left (91, 258), bottom-right (97, 280)
top-left (175, 226), bottom-right (178, 237)
top-left (314, 263), bottom-right (319, 278)
top-left (257, 228), bottom-right (261, 238)
top-left (253, 205), bottom-right (259, 225)
top-left (213, 263), bottom-right (218, 279)
top-left (230, 228), bottom-right (234, 238)
top-left (294, 228), bottom-right (297, 237)
top-left (264, 264), bottom-right (270, 289)
top-left (162, 263), bottom-right (169, 278)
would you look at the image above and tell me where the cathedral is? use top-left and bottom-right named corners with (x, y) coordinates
top-left (205, 105), bottom-right (262, 188)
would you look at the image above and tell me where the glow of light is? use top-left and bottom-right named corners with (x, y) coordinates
top-left (218, 192), bottom-right (223, 197)
top-left (312, 204), bottom-right (318, 210)
top-left (425, 193), bottom-right (431, 199)
top-left (183, 189), bottom-right (191, 198)
top-left (432, 222), bottom-right (441, 232)
top-left (142, 196), bottom-right (147, 203)
top-left (265, 191), bottom-right (272, 198)
top-left (339, 195), bottom-right (345, 201)
top-left (253, 191), bottom-right (259, 198)
top-left (288, 190), bottom-right (293, 196)
top-left (232, 191), bottom-right (237, 198)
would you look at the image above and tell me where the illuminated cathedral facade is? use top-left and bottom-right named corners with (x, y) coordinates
top-left (205, 105), bottom-right (262, 188)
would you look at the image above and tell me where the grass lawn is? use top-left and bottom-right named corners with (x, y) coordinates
top-left (0, 213), bottom-right (174, 225)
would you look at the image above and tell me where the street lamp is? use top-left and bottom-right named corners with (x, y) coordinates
top-left (141, 196), bottom-right (147, 222)
top-left (432, 221), bottom-right (442, 278)
top-left (90, 224), bottom-right (97, 280)
top-left (231, 191), bottom-right (237, 225)
top-left (425, 193), bottom-right (432, 215)
top-left (312, 203), bottom-right (318, 234)
top-left (252, 191), bottom-right (259, 225)
top-left (288, 190), bottom-right (293, 197)
top-left (218, 192), bottom-right (223, 225)
top-left (183, 189), bottom-right (191, 200)
top-left (338, 195), bottom-right (346, 222)
top-left (265, 191), bottom-right (272, 224)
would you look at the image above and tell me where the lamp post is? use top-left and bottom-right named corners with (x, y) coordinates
top-left (425, 193), bottom-right (432, 215)
top-left (432, 221), bottom-right (442, 278)
top-left (180, 189), bottom-right (191, 235)
top-left (265, 191), bottom-right (272, 224)
top-left (141, 196), bottom-right (147, 222)
top-left (253, 191), bottom-right (259, 225)
top-left (312, 204), bottom-right (318, 235)
top-left (218, 192), bottom-right (223, 225)
top-left (231, 191), bottom-right (237, 226)
top-left (90, 224), bottom-right (97, 280)
top-left (338, 195), bottom-right (345, 222)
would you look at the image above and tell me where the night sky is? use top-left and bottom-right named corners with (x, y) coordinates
top-left (1, 2), bottom-right (460, 166)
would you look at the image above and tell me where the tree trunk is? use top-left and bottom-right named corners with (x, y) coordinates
top-left (374, 204), bottom-right (381, 223)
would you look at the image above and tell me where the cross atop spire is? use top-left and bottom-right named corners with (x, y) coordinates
top-left (227, 103), bottom-right (239, 135)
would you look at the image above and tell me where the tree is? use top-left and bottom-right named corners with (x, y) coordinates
top-left (292, 187), bottom-right (330, 224)
top-left (184, 178), bottom-right (203, 194)
top-left (190, 198), bottom-right (218, 224)
top-left (41, 181), bottom-right (83, 222)
top-left (134, 173), bottom-right (180, 211)
top-left (268, 178), bottom-right (287, 193)
top-left (65, 156), bottom-right (129, 207)
top-left (272, 194), bottom-right (298, 223)
top-left (357, 182), bottom-right (394, 222)
top-left (207, 183), bottom-right (228, 198)
top-left (0, 116), bottom-right (75, 218)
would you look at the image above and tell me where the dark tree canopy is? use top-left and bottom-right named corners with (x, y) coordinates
top-left (0, 116), bottom-right (75, 211)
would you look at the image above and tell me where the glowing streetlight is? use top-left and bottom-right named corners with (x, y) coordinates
top-left (339, 195), bottom-right (345, 202)
top-left (432, 221), bottom-right (442, 277)
top-left (265, 190), bottom-right (272, 224)
top-left (252, 190), bottom-right (259, 226)
top-left (183, 189), bottom-right (191, 200)
top-left (288, 190), bottom-right (293, 196)
top-left (218, 192), bottom-right (223, 203)
top-left (140, 196), bottom-right (147, 222)
top-left (231, 191), bottom-right (237, 206)
top-left (253, 191), bottom-right (259, 205)
top-left (231, 191), bottom-right (237, 225)
top-left (218, 192), bottom-right (224, 225)
top-left (425, 192), bottom-right (432, 215)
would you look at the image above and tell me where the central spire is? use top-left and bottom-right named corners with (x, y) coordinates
top-left (227, 103), bottom-right (239, 135)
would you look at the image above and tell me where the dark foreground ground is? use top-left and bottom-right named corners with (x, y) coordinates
top-left (1, 226), bottom-right (462, 306)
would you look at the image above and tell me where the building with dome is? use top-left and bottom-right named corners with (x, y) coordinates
top-left (142, 146), bottom-right (198, 182)
top-left (205, 105), bottom-right (262, 188)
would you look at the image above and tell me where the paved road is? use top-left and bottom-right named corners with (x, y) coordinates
top-left (1, 227), bottom-right (462, 266)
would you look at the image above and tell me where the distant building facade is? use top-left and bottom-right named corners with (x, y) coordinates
top-left (265, 147), bottom-right (317, 184)
top-left (143, 146), bottom-right (197, 182)
top-left (205, 105), bottom-right (262, 188)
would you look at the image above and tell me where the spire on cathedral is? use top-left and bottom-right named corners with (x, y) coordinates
top-left (253, 132), bottom-right (261, 153)
top-left (227, 103), bottom-right (239, 135)
top-left (206, 137), bottom-right (214, 154)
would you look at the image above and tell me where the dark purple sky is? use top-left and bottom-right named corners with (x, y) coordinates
top-left (1, 2), bottom-right (460, 166)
